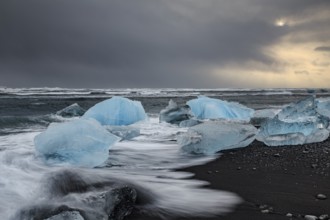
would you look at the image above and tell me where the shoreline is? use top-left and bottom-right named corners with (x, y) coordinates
top-left (127, 139), bottom-right (330, 220)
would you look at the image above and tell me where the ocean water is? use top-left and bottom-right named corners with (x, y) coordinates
top-left (0, 87), bottom-right (328, 219)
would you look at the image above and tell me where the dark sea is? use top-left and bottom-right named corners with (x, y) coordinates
top-left (0, 88), bottom-right (329, 219)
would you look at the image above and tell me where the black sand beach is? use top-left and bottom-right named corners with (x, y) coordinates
top-left (128, 139), bottom-right (330, 220)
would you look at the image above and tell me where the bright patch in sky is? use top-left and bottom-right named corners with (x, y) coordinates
top-left (275, 18), bottom-right (287, 27)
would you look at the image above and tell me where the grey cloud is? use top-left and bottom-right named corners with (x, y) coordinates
top-left (0, 0), bottom-right (329, 88)
top-left (312, 60), bottom-right (330, 67)
top-left (315, 46), bottom-right (330, 52)
top-left (294, 70), bottom-right (309, 75)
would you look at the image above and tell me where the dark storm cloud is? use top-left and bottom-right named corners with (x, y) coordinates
top-left (0, 0), bottom-right (329, 88)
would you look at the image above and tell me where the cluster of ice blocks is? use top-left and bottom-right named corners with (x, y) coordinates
top-left (35, 97), bottom-right (146, 166)
top-left (177, 96), bottom-right (330, 153)
top-left (256, 97), bottom-right (329, 146)
top-left (35, 95), bottom-right (330, 164)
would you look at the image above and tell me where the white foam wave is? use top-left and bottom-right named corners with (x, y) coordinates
top-left (2, 87), bottom-right (326, 99)
top-left (0, 117), bottom-right (241, 219)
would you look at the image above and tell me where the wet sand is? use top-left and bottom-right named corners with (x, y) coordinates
top-left (128, 139), bottom-right (330, 220)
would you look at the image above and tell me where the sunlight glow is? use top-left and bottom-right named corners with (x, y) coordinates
top-left (211, 36), bottom-right (330, 88)
top-left (275, 18), bottom-right (287, 27)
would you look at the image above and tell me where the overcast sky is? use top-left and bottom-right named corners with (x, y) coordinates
top-left (1, 0), bottom-right (330, 88)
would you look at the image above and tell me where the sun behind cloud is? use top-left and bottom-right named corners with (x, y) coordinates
top-left (275, 18), bottom-right (287, 27)
top-left (211, 8), bottom-right (330, 88)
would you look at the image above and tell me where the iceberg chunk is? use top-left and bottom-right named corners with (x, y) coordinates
top-left (251, 108), bottom-right (281, 126)
top-left (257, 97), bottom-right (329, 146)
top-left (178, 121), bottom-right (257, 155)
top-left (187, 96), bottom-right (254, 121)
top-left (159, 100), bottom-right (192, 124)
top-left (56, 103), bottom-right (86, 117)
top-left (34, 119), bottom-right (120, 167)
top-left (105, 126), bottom-right (140, 141)
top-left (83, 96), bottom-right (147, 125)
top-left (317, 97), bottom-right (330, 119)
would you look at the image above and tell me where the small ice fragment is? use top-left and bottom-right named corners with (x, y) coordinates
top-left (316, 194), bottom-right (327, 200)
top-left (105, 126), bottom-right (140, 140)
top-left (286, 213), bottom-right (293, 217)
top-left (257, 97), bottom-right (329, 146)
top-left (56, 103), bottom-right (86, 117)
top-left (304, 215), bottom-right (317, 220)
top-left (179, 119), bottom-right (202, 127)
top-left (187, 96), bottom-right (254, 121)
top-left (178, 121), bottom-right (257, 155)
top-left (319, 214), bottom-right (329, 220)
top-left (159, 100), bottom-right (192, 124)
top-left (83, 96), bottom-right (147, 125)
top-left (34, 119), bottom-right (120, 167)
